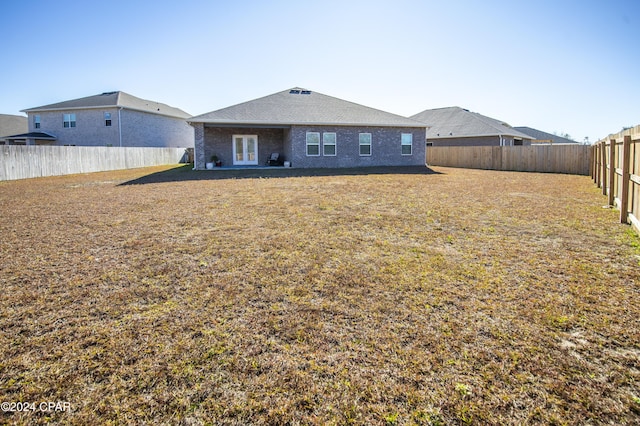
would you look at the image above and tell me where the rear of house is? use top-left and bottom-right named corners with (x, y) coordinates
top-left (189, 88), bottom-right (427, 169)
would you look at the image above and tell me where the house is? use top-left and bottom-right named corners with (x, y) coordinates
top-left (0, 114), bottom-right (27, 144)
top-left (188, 88), bottom-right (427, 169)
top-left (5, 91), bottom-right (193, 147)
top-left (410, 106), bottom-right (535, 146)
top-left (514, 126), bottom-right (578, 144)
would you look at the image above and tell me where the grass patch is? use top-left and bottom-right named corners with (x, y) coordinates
top-left (0, 165), bottom-right (638, 424)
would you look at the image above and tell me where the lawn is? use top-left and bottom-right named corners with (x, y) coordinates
top-left (0, 165), bottom-right (638, 425)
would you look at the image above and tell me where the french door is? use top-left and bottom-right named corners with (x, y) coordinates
top-left (233, 135), bottom-right (258, 165)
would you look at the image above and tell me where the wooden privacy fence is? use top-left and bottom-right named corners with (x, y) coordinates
top-left (0, 146), bottom-right (190, 181)
top-left (591, 125), bottom-right (640, 234)
top-left (427, 145), bottom-right (591, 175)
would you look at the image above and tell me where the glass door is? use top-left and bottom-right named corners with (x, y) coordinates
top-left (233, 135), bottom-right (258, 165)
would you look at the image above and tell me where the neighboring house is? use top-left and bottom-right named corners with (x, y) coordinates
top-left (514, 126), bottom-right (578, 144)
top-left (0, 114), bottom-right (27, 144)
top-left (410, 106), bottom-right (535, 146)
top-left (189, 87), bottom-right (427, 169)
top-left (5, 91), bottom-right (193, 147)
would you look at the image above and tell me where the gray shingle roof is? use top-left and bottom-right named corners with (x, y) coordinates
top-left (190, 88), bottom-right (427, 128)
top-left (514, 126), bottom-right (578, 144)
top-left (410, 107), bottom-right (534, 139)
top-left (4, 131), bottom-right (57, 140)
top-left (22, 92), bottom-right (190, 119)
top-left (0, 114), bottom-right (28, 139)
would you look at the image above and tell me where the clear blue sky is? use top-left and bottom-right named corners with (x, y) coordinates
top-left (1, 0), bottom-right (638, 142)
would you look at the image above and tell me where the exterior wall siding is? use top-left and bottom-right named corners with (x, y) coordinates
top-left (290, 125), bottom-right (426, 168)
top-left (120, 110), bottom-right (193, 148)
top-left (28, 109), bottom-right (193, 148)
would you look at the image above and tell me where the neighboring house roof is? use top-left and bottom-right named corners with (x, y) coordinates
top-left (0, 114), bottom-right (28, 139)
top-left (410, 106), bottom-right (534, 139)
top-left (190, 87), bottom-right (427, 128)
top-left (5, 131), bottom-right (57, 140)
top-left (22, 91), bottom-right (190, 119)
top-left (514, 126), bottom-right (578, 144)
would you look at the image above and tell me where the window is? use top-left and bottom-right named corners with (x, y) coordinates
top-left (401, 133), bottom-right (413, 155)
top-left (306, 132), bottom-right (320, 156)
top-left (323, 132), bottom-right (336, 156)
top-left (359, 133), bottom-right (372, 156)
top-left (63, 113), bottom-right (76, 128)
top-left (34, 115), bottom-right (40, 129)
top-left (104, 112), bottom-right (112, 127)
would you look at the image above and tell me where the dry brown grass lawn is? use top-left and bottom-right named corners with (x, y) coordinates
top-left (0, 165), bottom-right (639, 425)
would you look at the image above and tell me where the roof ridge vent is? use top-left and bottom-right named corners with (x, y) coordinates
top-left (101, 91), bottom-right (117, 96)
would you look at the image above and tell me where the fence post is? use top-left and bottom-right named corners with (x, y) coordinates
top-left (620, 135), bottom-right (631, 223)
top-left (596, 143), bottom-right (601, 187)
top-left (592, 145), bottom-right (597, 183)
top-left (600, 141), bottom-right (607, 195)
top-left (608, 139), bottom-right (616, 205)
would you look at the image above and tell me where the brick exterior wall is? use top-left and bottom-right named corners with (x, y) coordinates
top-left (196, 124), bottom-right (426, 169)
top-left (290, 125), bottom-right (426, 168)
top-left (28, 109), bottom-right (193, 148)
top-left (194, 123), bottom-right (205, 169)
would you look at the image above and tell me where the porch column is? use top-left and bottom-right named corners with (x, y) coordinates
top-left (194, 123), bottom-right (205, 170)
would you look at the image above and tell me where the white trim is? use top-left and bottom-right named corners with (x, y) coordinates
top-left (322, 132), bottom-right (337, 156)
top-left (359, 133), bottom-right (372, 156)
top-left (232, 134), bottom-right (259, 165)
top-left (306, 132), bottom-right (320, 156)
top-left (401, 133), bottom-right (413, 155)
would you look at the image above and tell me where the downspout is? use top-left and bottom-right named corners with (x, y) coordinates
top-left (118, 107), bottom-right (123, 147)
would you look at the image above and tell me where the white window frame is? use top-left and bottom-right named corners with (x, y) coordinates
top-left (104, 112), bottom-right (112, 127)
top-left (34, 115), bottom-right (40, 129)
top-left (63, 113), bottom-right (76, 128)
top-left (359, 133), bottom-right (372, 156)
top-left (401, 133), bottom-right (413, 155)
top-left (306, 132), bottom-right (320, 156)
top-left (323, 132), bottom-right (336, 156)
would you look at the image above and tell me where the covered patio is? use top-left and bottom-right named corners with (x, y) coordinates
top-left (202, 126), bottom-right (291, 168)
top-left (3, 131), bottom-right (57, 145)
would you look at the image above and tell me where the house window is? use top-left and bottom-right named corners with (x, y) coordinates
top-left (34, 115), bottom-right (40, 129)
top-left (306, 132), bottom-right (320, 156)
top-left (401, 133), bottom-right (413, 155)
top-left (104, 112), bottom-right (112, 127)
top-left (323, 132), bottom-right (336, 156)
top-left (359, 133), bottom-right (372, 156)
top-left (63, 113), bottom-right (76, 128)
